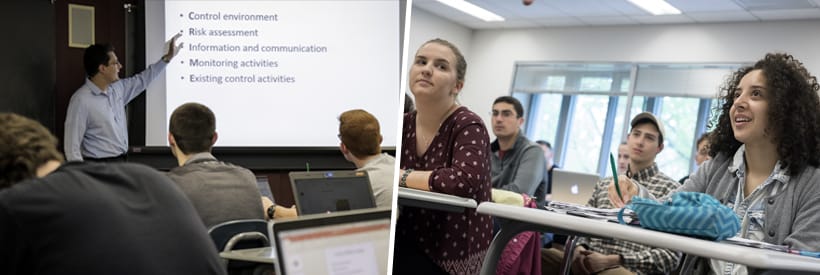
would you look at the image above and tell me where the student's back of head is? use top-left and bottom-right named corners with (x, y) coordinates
top-left (339, 109), bottom-right (382, 158)
top-left (0, 112), bottom-right (226, 275)
top-left (169, 102), bottom-right (216, 154)
top-left (0, 113), bottom-right (63, 189)
top-left (166, 103), bottom-right (265, 228)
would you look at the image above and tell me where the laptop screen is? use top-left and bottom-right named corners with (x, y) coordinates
top-left (289, 171), bottom-right (376, 215)
top-left (272, 208), bottom-right (391, 275)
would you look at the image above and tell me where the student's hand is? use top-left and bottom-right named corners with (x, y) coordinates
top-left (579, 250), bottom-right (620, 273)
top-left (571, 247), bottom-right (592, 275)
top-left (571, 245), bottom-right (586, 261)
top-left (162, 33), bottom-right (183, 62)
top-left (275, 205), bottom-right (298, 219)
top-left (261, 197), bottom-right (276, 220)
top-left (608, 175), bottom-right (638, 208)
top-left (261, 196), bottom-right (274, 212)
top-left (400, 169), bottom-right (432, 191)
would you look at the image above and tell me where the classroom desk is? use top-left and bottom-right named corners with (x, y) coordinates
top-left (219, 246), bottom-right (277, 264)
top-left (397, 187), bottom-right (477, 213)
top-left (477, 202), bottom-right (820, 275)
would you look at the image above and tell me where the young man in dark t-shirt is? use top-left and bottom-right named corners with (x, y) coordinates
top-left (0, 112), bottom-right (225, 275)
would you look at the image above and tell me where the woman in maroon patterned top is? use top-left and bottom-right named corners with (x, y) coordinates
top-left (393, 38), bottom-right (493, 275)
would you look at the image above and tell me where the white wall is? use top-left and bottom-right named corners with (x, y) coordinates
top-left (410, 17), bottom-right (820, 133)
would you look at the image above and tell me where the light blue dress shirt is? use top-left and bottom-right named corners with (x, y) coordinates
top-left (64, 60), bottom-right (168, 161)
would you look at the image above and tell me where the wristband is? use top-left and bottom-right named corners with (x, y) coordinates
top-left (266, 204), bottom-right (276, 219)
top-left (400, 169), bottom-right (413, 188)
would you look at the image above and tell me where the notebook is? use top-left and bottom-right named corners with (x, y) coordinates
top-left (288, 170), bottom-right (376, 215)
top-left (550, 169), bottom-right (600, 205)
top-left (271, 208), bottom-right (391, 275)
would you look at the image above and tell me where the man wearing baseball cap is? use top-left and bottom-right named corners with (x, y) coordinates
top-left (624, 112), bottom-right (667, 177)
top-left (541, 112), bottom-right (681, 275)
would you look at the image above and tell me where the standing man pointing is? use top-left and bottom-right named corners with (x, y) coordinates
top-left (64, 34), bottom-right (183, 162)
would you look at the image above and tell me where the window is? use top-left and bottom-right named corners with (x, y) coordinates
top-left (656, 97), bottom-right (701, 180)
top-left (563, 95), bottom-right (609, 173)
top-left (707, 98), bottom-right (723, 131)
top-left (544, 76), bottom-right (565, 91)
top-left (512, 62), bottom-right (743, 178)
top-left (523, 93), bottom-right (562, 145)
top-left (579, 77), bottom-right (612, 92)
top-left (620, 78), bottom-right (631, 93)
top-left (609, 95), bottom-right (644, 155)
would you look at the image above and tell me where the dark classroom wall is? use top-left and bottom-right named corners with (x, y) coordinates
top-left (0, 1), bottom-right (57, 131)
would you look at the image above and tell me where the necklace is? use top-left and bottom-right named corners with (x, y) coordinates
top-left (416, 104), bottom-right (458, 153)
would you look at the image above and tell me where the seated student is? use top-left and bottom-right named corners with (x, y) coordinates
top-left (338, 109), bottom-right (395, 208)
top-left (0, 112), bottom-right (225, 274)
top-left (396, 38), bottom-right (492, 275)
top-left (535, 140), bottom-right (559, 246)
top-left (535, 140), bottom-right (560, 199)
top-left (490, 96), bottom-right (548, 207)
top-left (617, 142), bottom-right (630, 175)
top-left (679, 132), bottom-right (711, 184)
top-left (165, 102), bottom-right (266, 228)
top-left (542, 112), bottom-right (680, 275)
top-left (609, 53), bottom-right (820, 274)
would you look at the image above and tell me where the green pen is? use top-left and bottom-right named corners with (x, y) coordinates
top-left (609, 153), bottom-right (624, 202)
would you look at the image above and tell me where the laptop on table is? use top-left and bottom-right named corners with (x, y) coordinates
top-left (288, 170), bottom-right (376, 215)
top-left (271, 208), bottom-right (391, 275)
top-left (549, 169), bottom-right (601, 205)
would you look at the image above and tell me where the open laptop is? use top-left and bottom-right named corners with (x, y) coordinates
top-left (288, 170), bottom-right (376, 215)
top-left (550, 169), bottom-right (601, 205)
top-left (271, 208), bottom-right (391, 275)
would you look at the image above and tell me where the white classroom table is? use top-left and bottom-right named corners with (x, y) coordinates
top-left (477, 202), bottom-right (820, 275)
top-left (397, 187), bottom-right (478, 213)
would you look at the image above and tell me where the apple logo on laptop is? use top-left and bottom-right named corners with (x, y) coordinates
top-left (570, 184), bottom-right (579, 195)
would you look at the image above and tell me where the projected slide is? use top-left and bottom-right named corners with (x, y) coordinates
top-left (146, 1), bottom-right (400, 147)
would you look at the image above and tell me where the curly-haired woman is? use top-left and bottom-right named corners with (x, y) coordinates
top-left (609, 53), bottom-right (820, 274)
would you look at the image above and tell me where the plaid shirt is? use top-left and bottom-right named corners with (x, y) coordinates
top-left (577, 163), bottom-right (681, 275)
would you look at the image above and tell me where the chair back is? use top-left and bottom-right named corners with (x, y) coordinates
top-left (208, 219), bottom-right (269, 252)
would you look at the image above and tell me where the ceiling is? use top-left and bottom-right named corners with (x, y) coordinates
top-left (413, 0), bottom-right (820, 29)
